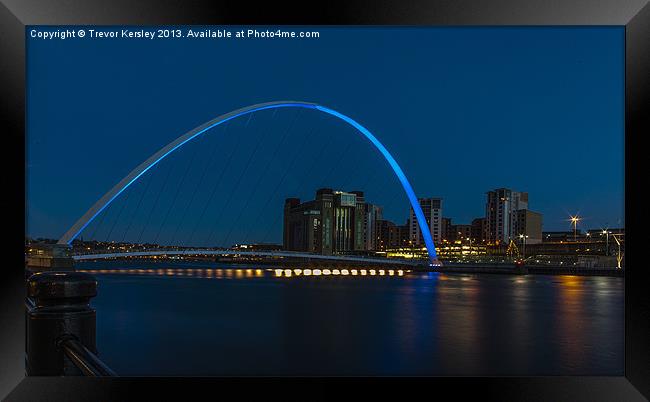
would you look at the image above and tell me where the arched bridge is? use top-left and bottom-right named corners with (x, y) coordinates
top-left (60, 101), bottom-right (440, 265)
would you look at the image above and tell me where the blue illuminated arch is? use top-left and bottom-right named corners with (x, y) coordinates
top-left (58, 101), bottom-right (439, 264)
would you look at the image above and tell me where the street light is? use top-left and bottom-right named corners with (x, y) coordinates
top-left (519, 234), bottom-right (529, 258)
top-left (569, 215), bottom-right (581, 242)
top-left (602, 229), bottom-right (611, 256)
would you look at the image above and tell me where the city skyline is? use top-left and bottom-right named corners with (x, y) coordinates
top-left (27, 184), bottom-right (621, 249)
top-left (25, 180), bottom-right (620, 245)
top-left (27, 27), bottom-right (624, 242)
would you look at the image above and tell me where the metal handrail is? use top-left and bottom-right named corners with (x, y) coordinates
top-left (59, 337), bottom-right (117, 377)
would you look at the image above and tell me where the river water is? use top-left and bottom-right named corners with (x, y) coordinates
top-left (77, 260), bottom-right (624, 376)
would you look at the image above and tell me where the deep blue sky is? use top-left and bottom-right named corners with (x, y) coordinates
top-left (26, 27), bottom-right (624, 246)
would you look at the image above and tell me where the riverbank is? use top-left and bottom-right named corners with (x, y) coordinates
top-left (418, 263), bottom-right (624, 277)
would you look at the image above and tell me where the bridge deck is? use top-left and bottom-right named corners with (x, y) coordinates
top-left (72, 249), bottom-right (428, 267)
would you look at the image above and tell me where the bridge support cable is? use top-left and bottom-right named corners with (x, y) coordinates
top-left (288, 124), bottom-right (337, 199)
top-left (216, 110), bottom-right (290, 248)
top-left (221, 109), bottom-right (303, 247)
top-left (380, 182), bottom-right (411, 230)
top-left (152, 143), bottom-right (202, 246)
top-left (87, 201), bottom-right (112, 243)
top-left (135, 161), bottom-right (174, 247)
top-left (260, 126), bottom-right (338, 244)
top-left (242, 125), bottom-right (316, 245)
top-left (168, 122), bottom-right (226, 247)
top-left (255, 132), bottom-right (358, 245)
top-left (320, 132), bottom-right (355, 189)
top-left (186, 122), bottom-right (241, 247)
top-left (120, 170), bottom-right (155, 244)
top-left (104, 185), bottom-right (134, 242)
top-left (206, 112), bottom-right (273, 247)
top-left (338, 150), bottom-right (386, 214)
top-left (358, 160), bottom-right (382, 193)
top-left (338, 135), bottom-right (378, 192)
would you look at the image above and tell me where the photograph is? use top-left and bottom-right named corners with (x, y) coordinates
top-left (1, 1), bottom-right (648, 400)
top-left (25, 26), bottom-right (625, 376)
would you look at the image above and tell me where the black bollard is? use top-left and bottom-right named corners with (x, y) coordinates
top-left (25, 271), bottom-right (99, 376)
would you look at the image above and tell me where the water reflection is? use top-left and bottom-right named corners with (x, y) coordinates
top-left (79, 261), bottom-right (623, 376)
top-left (555, 275), bottom-right (587, 370)
top-left (83, 266), bottom-right (410, 279)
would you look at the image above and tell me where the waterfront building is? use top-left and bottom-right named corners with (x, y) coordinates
top-left (436, 243), bottom-right (487, 258)
top-left (441, 217), bottom-right (452, 242)
top-left (376, 218), bottom-right (412, 250)
top-left (376, 219), bottom-right (399, 250)
top-left (398, 220), bottom-right (411, 247)
top-left (385, 246), bottom-right (429, 260)
top-left (485, 188), bottom-right (528, 244)
top-left (514, 209), bottom-right (543, 244)
top-left (471, 217), bottom-right (488, 243)
top-left (450, 224), bottom-right (472, 242)
top-left (543, 231), bottom-right (577, 242)
top-left (362, 203), bottom-right (383, 251)
top-left (586, 228), bottom-right (625, 237)
top-left (283, 188), bottom-right (380, 255)
top-left (408, 197), bottom-right (443, 246)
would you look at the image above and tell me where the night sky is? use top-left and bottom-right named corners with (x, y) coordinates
top-left (26, 27), bottom-right (624, 246)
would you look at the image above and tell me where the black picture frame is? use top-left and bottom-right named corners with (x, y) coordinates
top-left (1, 1), bottom-right (648, 400)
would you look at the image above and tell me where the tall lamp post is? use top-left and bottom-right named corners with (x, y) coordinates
top-left (570, 215), bottom-right (581, 242)
top-left (602, 229), bottom-right (611, 256)
top-left (519, 234), bottom-right (528, 259)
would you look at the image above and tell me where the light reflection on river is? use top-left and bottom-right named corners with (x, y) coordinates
top-left (78, 260), bottom-right (624, 376)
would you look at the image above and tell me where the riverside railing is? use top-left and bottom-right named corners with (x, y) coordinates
top-left (25, 271), bottom-right (116, 376)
